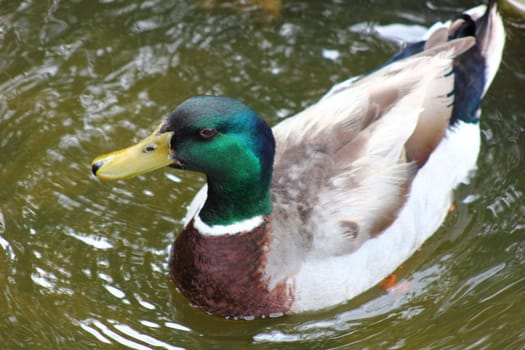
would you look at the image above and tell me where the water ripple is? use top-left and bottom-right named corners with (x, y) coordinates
top-left (79, 318), bottom-right (186, 350)
top-left (0, 1), bottom-right (524, 349)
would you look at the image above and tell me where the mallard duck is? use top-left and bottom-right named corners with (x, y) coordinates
top-left (91, 2), bottom-right (505, 319)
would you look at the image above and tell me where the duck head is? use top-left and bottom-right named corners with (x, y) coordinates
top-left (92, 96), bottom-right (275, 226)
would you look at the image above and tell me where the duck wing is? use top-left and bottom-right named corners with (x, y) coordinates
top-left (269, 37), bottom-right (474, 258)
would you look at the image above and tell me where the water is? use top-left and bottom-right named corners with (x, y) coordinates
top-left (1, 0), bottom-right (524, 348)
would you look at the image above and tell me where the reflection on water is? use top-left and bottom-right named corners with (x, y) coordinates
top-left (1, 0), bottom-right (524, 349)
top-left (78, 318), bottom-right (186, 350)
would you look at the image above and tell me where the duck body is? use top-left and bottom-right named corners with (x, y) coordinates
top-left (92, 2), bottom-right (505, 319)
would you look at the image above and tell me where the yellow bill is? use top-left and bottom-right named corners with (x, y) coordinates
top-left (91, 124), bottom-right (175, 181)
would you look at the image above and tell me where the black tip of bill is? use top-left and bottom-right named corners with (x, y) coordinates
top-left (91, 161), bottom-right (103, 176)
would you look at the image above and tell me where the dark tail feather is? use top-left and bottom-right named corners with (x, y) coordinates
top-left (326, 2), bottom-right (505, 113)
top-left (449, 1), bottom-right (504, 125)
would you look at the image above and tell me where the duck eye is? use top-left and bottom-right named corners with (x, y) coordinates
top-left (199, 128), bottom-right (217, 139)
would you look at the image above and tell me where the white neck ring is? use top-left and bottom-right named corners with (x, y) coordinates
top-left (193, 214), bottom-right (264, 236)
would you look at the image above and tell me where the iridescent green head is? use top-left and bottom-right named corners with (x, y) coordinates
top-left (92, 96), bottom-right (275, 226)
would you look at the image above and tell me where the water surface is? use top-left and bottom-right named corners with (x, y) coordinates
top-left (1, 0), bottom-right (524, 348)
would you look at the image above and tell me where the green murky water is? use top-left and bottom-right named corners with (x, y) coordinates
top-left (1, 0), bottom-right (524, 348)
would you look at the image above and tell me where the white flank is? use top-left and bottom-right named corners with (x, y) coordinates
top-left (193, 214), bottom-right (264, 236)
top-left (291, 121), bottom-right (481, 313)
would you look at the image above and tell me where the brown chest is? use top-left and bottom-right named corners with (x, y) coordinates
top-left (169, 218), bottom-right (293, 319)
